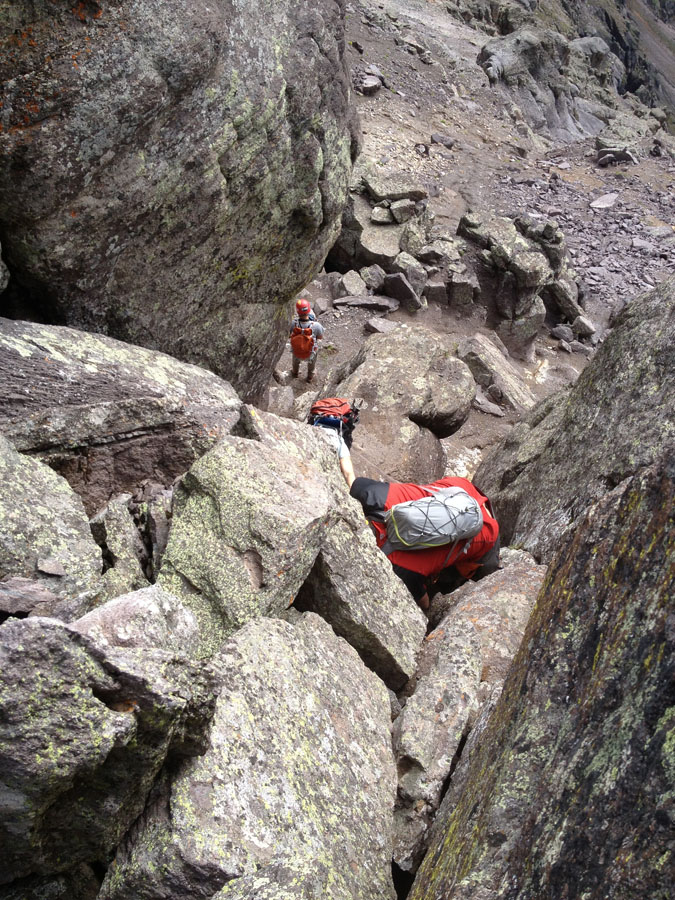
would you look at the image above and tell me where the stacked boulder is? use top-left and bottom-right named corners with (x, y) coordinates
top-left (327, 159), bottom-right (474, 313)
top-left (458, 210), bottom-right (590, 359)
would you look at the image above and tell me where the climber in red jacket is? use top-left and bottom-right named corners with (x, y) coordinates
top-left (350, 475), bottom-right (500, 610)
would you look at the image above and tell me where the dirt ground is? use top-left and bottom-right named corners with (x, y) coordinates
top-left (271, 0), bottom-right (674, 479)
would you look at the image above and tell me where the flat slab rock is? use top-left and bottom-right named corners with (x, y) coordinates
top-left (429, 549), bottom-right (547, 683)
top-left (295, 518), bottom-right (427, 690)
top-left (71, 584), bottom-right (199, 654)
top-left (0, 318), bottom-right (241, 515)
top-left (99, 614), bottom-right (397, 900)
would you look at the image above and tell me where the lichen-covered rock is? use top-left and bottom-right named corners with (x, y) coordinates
top-left (0, 0), bottom-right (356, 402)
top-left (99, 614), bottom-right (397, 900)
top-left (90, 494), bottom-right (149, 602)
top-left (71, 584), bottom-right (199, 654)
top-left (457, 333), bottom-right (536, 412)
top-left (295, 518), bottom-right (427, 689)
top-left (0, 319), bottom-right (241, 514)
top-left (394, 552), bottom-right (544, 873)
top-left (210, 860), bottom-right (352, 900)
top-left (0, 435), bottom-right (102, 619)
top-left (474, 278), bottom-right (675, 561)
top-left (0, 617), bottom-right (218, 885)
top-left (428, 551), bottom-right (546, 681)
top-left (334, 326), bottom-right (475, 483)
top-left (410, 453), bottom-right (675, 900)
top-left (392, 619), bottom-right (482, 873)
top-left (158, 407), bottom-right (350, 656)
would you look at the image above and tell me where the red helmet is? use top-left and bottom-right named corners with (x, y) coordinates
top-left (296, 298), bottom-right (311, 316)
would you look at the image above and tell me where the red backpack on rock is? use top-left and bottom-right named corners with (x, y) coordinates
top-left (309, 398), bottom-right (361, 448)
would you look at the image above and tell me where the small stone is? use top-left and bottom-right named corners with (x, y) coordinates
top-left (370, 205), bottom-right (395, 225)
top-left (550, 324), bottom-right (574, 343)
top-left (590, 193), bottom-right (619, 210)
top-left (365, 317), bottom-right (399, 335)
top-left (364, 64), bottom-right (385, 82)
top-left (383, 273), bottom-right (424, 312)
top-left (390, 199), bottom-right (416, 224)
top-left (423, 279), bottom-right (449, 305)
top-left (572, 315), bottom-right (596, 338)
top-left (430, 133), bottom-right (455, 150)
top-left (37, 558), bottom-right (67, 577)
top-left (360, 264), bottom-right (387, 292)
top-left (358, 75), bottom-right (383, 96)
top-left (569, 340), bottom-right (594, 358)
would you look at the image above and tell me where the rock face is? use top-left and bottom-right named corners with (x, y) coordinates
top-left (474, 278), bottom-right (675, 561)
top-left (0, 319), bottom-right (242, 514)
top-left (478, 27), bottom-right (624, 141)
top-left (410, 452), bottom-right (675, 900)
top-left (159, 407), bottom-right (426, 678)
top-left (334, 326), bottom-right (475, 483)
top-left (0, 435), bottom-right (102, 620)
top-left (0, 0), bottom-right (357, 402)
top-left (100, 614), bottom-right (397, 900)
top-left (395, 552), bottom-right (546, 872)
top-left (0, 617), bottom-right (218, 886)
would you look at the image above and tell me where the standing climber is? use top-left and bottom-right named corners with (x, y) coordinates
top-left (349, 475), bottom-right (500, 611)
top-left (290, 298), bottom-right (324, 383)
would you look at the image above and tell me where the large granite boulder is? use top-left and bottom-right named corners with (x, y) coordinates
top-left (0, 617), bottom-right (218, 886)
top-left (159, 407), bottom-right (426, 679)
top-left (474, 278), bottom-right (675, 561)
top-left (410, 452), bottom-right (675, 900)
top-left (0, 0), bottom-right (357, 402)
top-left (0, 435), bottom-right (102, 620)
top-left (158, 409), bottom-right (347, 656)
top-left (395, 551), bottom-right (545, 872)
top-left (0, 319), bottom-right (242, 514)
top-left (295, 518), bottom-right (427, 690)
top-left (72, 584), bottom-right (199, 654)
top-left (334, 326), bottom-right (476, 483)
top-left (99, 614), bottom-right (397, 900)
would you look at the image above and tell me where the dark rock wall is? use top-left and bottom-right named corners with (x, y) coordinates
top-left (474, 277), bottom-right (675, 562)
top-left (0, 0), bottom-right (358, 401)
top-left (410, 452), bottom-right (675, 900)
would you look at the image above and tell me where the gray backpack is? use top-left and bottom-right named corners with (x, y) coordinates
top-left (383, 487), bottom-right (483, 553)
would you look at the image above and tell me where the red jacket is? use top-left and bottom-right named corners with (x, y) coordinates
top-left (354, 476), bottom-right (499, 579)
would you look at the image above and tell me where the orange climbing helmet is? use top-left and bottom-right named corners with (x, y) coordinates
top-left (295, 298), bottom-right (311, 316)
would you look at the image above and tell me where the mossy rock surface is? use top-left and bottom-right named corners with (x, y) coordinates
top-left (100, 614), bottom-right (397, 900)
top-left (0, 435), bottom-right (103, 618)
top-left (410, 451), bottom-right (675, 900)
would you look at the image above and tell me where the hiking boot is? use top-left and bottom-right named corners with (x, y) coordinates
top-left (306, 374), bottom-right (314, 383)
